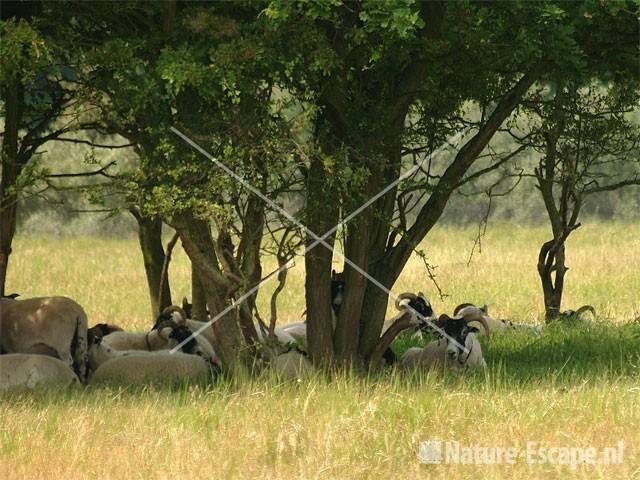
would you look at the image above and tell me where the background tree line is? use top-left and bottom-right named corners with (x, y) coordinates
top-left (1, 0), bottom-right (638, 370)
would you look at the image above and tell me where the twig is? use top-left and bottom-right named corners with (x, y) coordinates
top-left (415, 249), bottom-right (447, 301)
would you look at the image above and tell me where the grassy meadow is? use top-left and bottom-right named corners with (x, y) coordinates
top-left (2, 221), bottom-right (639, 478)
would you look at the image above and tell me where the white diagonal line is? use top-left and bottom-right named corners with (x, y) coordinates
top-left (170, 126), bottom-right (470, 354)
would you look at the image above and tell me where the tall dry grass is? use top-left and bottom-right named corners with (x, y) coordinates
top-left (3, 222), bottom-right (639, 479)
top-left (10, 221), bottom-right (640, 329)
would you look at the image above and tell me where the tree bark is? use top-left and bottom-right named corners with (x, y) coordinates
top-left (304, 151), bottom-right (340, 366)
top-left (132, 212), bottom-right (172, 320)
top-left (172, 213), bottom-right (247, 368)
top-left (538, 239), bottom-right (568, 321)
top-left (191, 264), bottom-right (208, 321)
top-left (0, 79), bottom-right (25, 297)
top-left (359, 63), bottom-right (546, 362)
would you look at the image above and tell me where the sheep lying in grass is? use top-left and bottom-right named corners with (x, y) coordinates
top-left (90, 352), bottom-right (213, 384)
top-left (0, 296), bottom-right (89, 381)
top-left (174, 301), bottom-right (299, 352)
top-left (89, 327), bottom-right (220, 371)
top-left (101, 307), bottom-right (216, 360)
top-left (0, 354), bottom-right (80, 390)
top-left (279, 322), bottom-right (307, 350)
top-left (100, 323), bottom-right (181, 352)
top-left (400, 312), bottom-right (490, 372)
top-left (87, 335), bottom-right (217, 383)
top-left (453, 303), bottom-right (542, 334)
top-left (273, 350), bottom-right (314, 380)
top-left (558, 305), bottom-right (596, 322)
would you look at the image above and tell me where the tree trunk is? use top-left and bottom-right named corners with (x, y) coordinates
top-left (360, 63), bottom-right (546, 364)
top-left (173, 213), bottom-right (247, 369)
top-left (0, 80), bottom-right (25, 297)
top-left (191, 264), bottom-right (208, 321)
top-left (333, 213), bottom-right (371, 367)
top-left (132, 212), bottom-right (172, 320)
top-left (538, 236), bottom-right (569, 322)
top-left (357, 141), bottom-right (404, 360)
top-left (304, 152), bottom-right (340, 366)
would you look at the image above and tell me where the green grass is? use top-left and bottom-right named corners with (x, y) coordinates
top-left (2, 222), bottom-right (640, 478)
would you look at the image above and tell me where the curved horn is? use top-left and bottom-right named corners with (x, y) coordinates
top-left (462, 312), bottom-right (491, 340)
top-left (575, 305), bottom-right (596, 317)
top-left (453, 303), bottom-right (475, 316)
top-left (160, 305), bottom-right (188, 324)
top-left (154, 318), bottom-right (179, 331)
top-left (434, 314), bottom-right (450, 330)
top-left (395, 292), bottom-right (417, 311)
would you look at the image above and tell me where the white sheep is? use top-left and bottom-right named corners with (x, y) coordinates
top-left (279, 322), bottom-right (307, 350)
top-left (175, 304), bottom-right (299, 352)
top-left (90, 353), bottom-right (213, 384)
top-left (0, 296), bottom-right (88, 381)
top-left (400, 313), bottom-right (490, 372)
top-left (100, 326), bottom-right (179, 352)
top-left (100, 323), bottom-right (218, 365)
top-left (272, 350), bottom-right (314, 380)
top-left (454, 304), bottom-right (542, 335)
top-left (0, 354), bottom-right (80, 390)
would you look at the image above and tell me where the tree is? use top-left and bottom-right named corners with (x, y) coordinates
top-left (262, 0), bottom-right (635, 367)
top-left (0, 6), bottom-right (79, 295)
top-left (60, 1), bottom-right (303, 367)
top-left (516, 80), bottom-right (639, 320)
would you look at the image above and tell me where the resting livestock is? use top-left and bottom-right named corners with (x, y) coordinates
top-left (0, 296), bottom-right (88, 381)
top-left (400, 312), bottom-right (490, 372)
top-left (90, 352), bottom-right (213, 384)
top-left (454, 303), bottom-right (542, 335)
top-left (0, 354), bottom-right (80, 390)
top-left (272, 350), bottom-right (314, 380)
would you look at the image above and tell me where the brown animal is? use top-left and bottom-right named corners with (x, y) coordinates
top-left (0, 296), bottom-right (89, 381)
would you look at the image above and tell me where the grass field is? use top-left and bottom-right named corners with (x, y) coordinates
top-left (2, 221), bottom-right (639, 478)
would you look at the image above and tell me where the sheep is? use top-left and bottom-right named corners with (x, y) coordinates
top-left (0, 354), bottom-right (79, 390)
top-left (90, 352), bottom-right (213, 384)
top-left (369, 292), bottom-right (436, 367)
top-left (454, 303), bottom-right (542, 334)
top-left (272, 350), bottom-right (314, 380)
top-left (279, 322), bottom-right (308, 350)
top-left (558, 305), bottom-right (596, 321)
top-left (173, 301), bottom-right (299, 352)
top-left (101, 319), bottom-right (218, 366)
top-left (331, 269), bottom-right (346, 315)
top-left (0, 296), bottom-right (88, 381)
top-left (151, 307), bottom-right (219, 360)
top-left (87, 333), bottom-right (219, 378)
top-left (100, 323), bottom-right (181, 352)
top-left (400, 312), bottom-right (490, 372)
top-left (88, 323), bottom-right (123, 336)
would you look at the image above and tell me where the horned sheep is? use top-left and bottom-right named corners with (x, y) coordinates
top-left (400, 312), bottom-right (490, 372)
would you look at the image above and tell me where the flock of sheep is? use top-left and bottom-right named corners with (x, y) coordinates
top-left (0, 285), bottom-right (596, 391)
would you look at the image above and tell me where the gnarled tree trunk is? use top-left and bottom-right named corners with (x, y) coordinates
top-left (172, 212), bottom-right (249, 369)
top-left (131, 210), bottom-right (172, 320)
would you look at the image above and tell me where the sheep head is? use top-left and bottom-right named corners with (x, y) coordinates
top-left (158, 305), bottom-right (188, 327)
top-left (429, 312), bottom-right (488, 363)
top-left (462, 311), bottom-right (491, 341)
